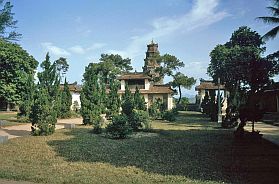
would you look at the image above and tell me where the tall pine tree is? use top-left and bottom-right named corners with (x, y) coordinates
top-left (133, 86), bottom-right (146, 111)
top-left (59, 78), bottom-right (72, 118)
top-left (30, 53), bottom-right (60, 135)
top-left (80, 64), bottom-right (103, 127)
top-left (106, 80), bottom-right (121, 117)
top-left (18, 74), bottom-right (35, 119)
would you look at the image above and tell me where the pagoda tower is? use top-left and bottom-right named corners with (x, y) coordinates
top-left (142, 40), bottom-right (162, 84)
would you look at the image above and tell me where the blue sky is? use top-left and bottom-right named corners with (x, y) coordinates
top-left (10, 0), bottom-right (279, 96)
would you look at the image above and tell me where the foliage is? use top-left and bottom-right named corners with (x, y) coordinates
top-left (0, 1), bottom-right (21, 41)
top-left (92, 115), bottom-right (102, 134)
top-left (30, 87), bottom-right (56, 136)
top-left (59, 79), bottom-right (72, 118)
top-left (106, 79), bottom-right (121, 118)
top-left (156, 54), bottom-right (195, 105)
top-left (30, 53), bottom-right (60, 136)
top-left (162, 109), bottom-right (177, 122)
top-left (84, 54), bottom-right (132, 84)
top-left (106, 114), bottom-right (132, 139)
top-left (148, 98), bottom-right (165, 119)
top-left (54, 57), bottom-right (69, 79)
top-left (80, 67), bottom-right (103, 125)
top-left (175, 97), bottom-right (189, 111)
top-left (133, 86), bottom-right (146, 111)
top-left (129, 109), bottom-right (150, 131)
top-left (121, 85), bottom-right (134, 117)
top-left (257, 0), bottom-right (279, 40)
top-left (0, 39), bottom-right (38, 110)
top-left (208, 26), bottom-right (279, 107)
top-left (72, 100), bottom-right (80, 112)
top-left (171, 72), bottom-right (196, 104)
top-left (18, 74), bottom-right (35, 119)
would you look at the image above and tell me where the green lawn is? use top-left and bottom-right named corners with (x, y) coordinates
top-left (0, 112), bottom-right (28, 127)
top-left (0, 111), bottom-right (279, 184)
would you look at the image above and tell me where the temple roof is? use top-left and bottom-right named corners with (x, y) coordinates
top-left (117, 72), bottom-right (151, 80)
top-left (118, 85), bottom-right (173, 94)
top-left (60, 82), bottom-right (82, 92)
top-left (195, 81), bottom-right (225, 91)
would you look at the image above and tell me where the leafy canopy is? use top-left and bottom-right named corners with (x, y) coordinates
top-left (0, 39), bottom-right (38, 106)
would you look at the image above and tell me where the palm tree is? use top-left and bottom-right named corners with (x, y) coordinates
top-left (257, 0), bottom-right (279, 40)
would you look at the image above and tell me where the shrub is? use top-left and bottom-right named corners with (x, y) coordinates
top-left (92, 116), bottom-right (102, 134)
top-left (162, 109), bottom-right (178, 122)
top-left (106, 114), bottom-right (132, 139)
top-left (30, 88), bottom-right (56, 136)
top-left (148, 103), bottom-right (161, 119)
top-left (130, 110), bottom-right (150, 131)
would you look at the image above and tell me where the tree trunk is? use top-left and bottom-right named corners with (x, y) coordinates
top-left (177, 85), bottom-right (182, 105)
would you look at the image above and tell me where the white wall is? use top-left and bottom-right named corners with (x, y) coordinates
top-left (71, 92), bottom-right (81, 110)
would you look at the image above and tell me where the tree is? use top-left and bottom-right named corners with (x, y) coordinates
top-left (257, 0), bottom-right (279, 40)
top-left (55, 57), bottom-right (69, 79)
top-left (0, 1), bottom-right (21, 41)
top-left (59, 78), bottom-right (72, 118)
top-left (121, 85), bottom-right (134, 117)
top-left (156, 54), bottom-right (195, 105)
top-left (208, 26), bottom-right (278, 106)
top-left (106, 79), bottom-right (121, 118)
top-left (80, 64), bottom-right (103, 127)
top-left (85, 54), bottom-right (133, 84)
top-left (0, 39), bottom-right (38, 111)
top-left (18, 74), bottom-right (35, 119)
top-left (133, 86), bottom-right (146, 111)
top-left (171, 72), bottom-right (196, 104)
top-left (30, 53), bottom-right (60, 136)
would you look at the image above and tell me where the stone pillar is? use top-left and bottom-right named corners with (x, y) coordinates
top-left (120, 80), bottom-right (125, 90)
top-left (167, 94), bottom-right (173, 110)
top-left (144, 79), bottom-right (150, 90)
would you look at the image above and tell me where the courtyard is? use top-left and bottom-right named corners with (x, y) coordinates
top-left (0, 112), bottom-right (279, 184)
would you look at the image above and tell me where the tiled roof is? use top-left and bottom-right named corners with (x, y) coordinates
top-left (60, 82), bottom-right (82, 92)
top-left (195, 81), bottom-right (225, 90)
top-left (117, 72), bottom-right (151, 80)
top-left (118, 85), bottom-right (173, 94)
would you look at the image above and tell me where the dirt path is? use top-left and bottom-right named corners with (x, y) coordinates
top-left (0, 118), bottom-right (82, 139)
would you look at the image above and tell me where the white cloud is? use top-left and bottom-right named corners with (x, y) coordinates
top-left (87, 43), bottom-right (106, 51)
top-left (113, 0), bottom-right (229, 61)
top-left (68, 43), bottom-right (106, 55)
top-left (69, 45), bottom-right (86, 54)
top-left (41, 42), bottom-right (71, 57)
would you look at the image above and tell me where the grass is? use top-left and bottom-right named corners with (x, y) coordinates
top-left (0, 111), bottom-right (279, 184)
top-left (0, 112), bottom-right (28, 127)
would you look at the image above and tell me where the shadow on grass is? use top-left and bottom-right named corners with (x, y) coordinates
top-left (47, 112), bottom-right (279, 183)
top-left (48, 125), bottom-right (279, 184)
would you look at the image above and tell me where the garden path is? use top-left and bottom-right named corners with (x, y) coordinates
top-left (244, 121), bottom-right (279, 146)
top-left (0, 118), bottom-right (82, 139)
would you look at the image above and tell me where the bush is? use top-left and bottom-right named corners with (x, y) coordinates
top-left (148, 103), bottom-right (161, 119)
top-left (106, 114), bottom-right (132, 139)
top-left (92, 116), bottom-right (102, 134)
top-left (130, 110), bottom-right (150, 131)
top-left (30, 88), bottom-right (57, 136)
top-left (162, 109), bottom-right (178, 122)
